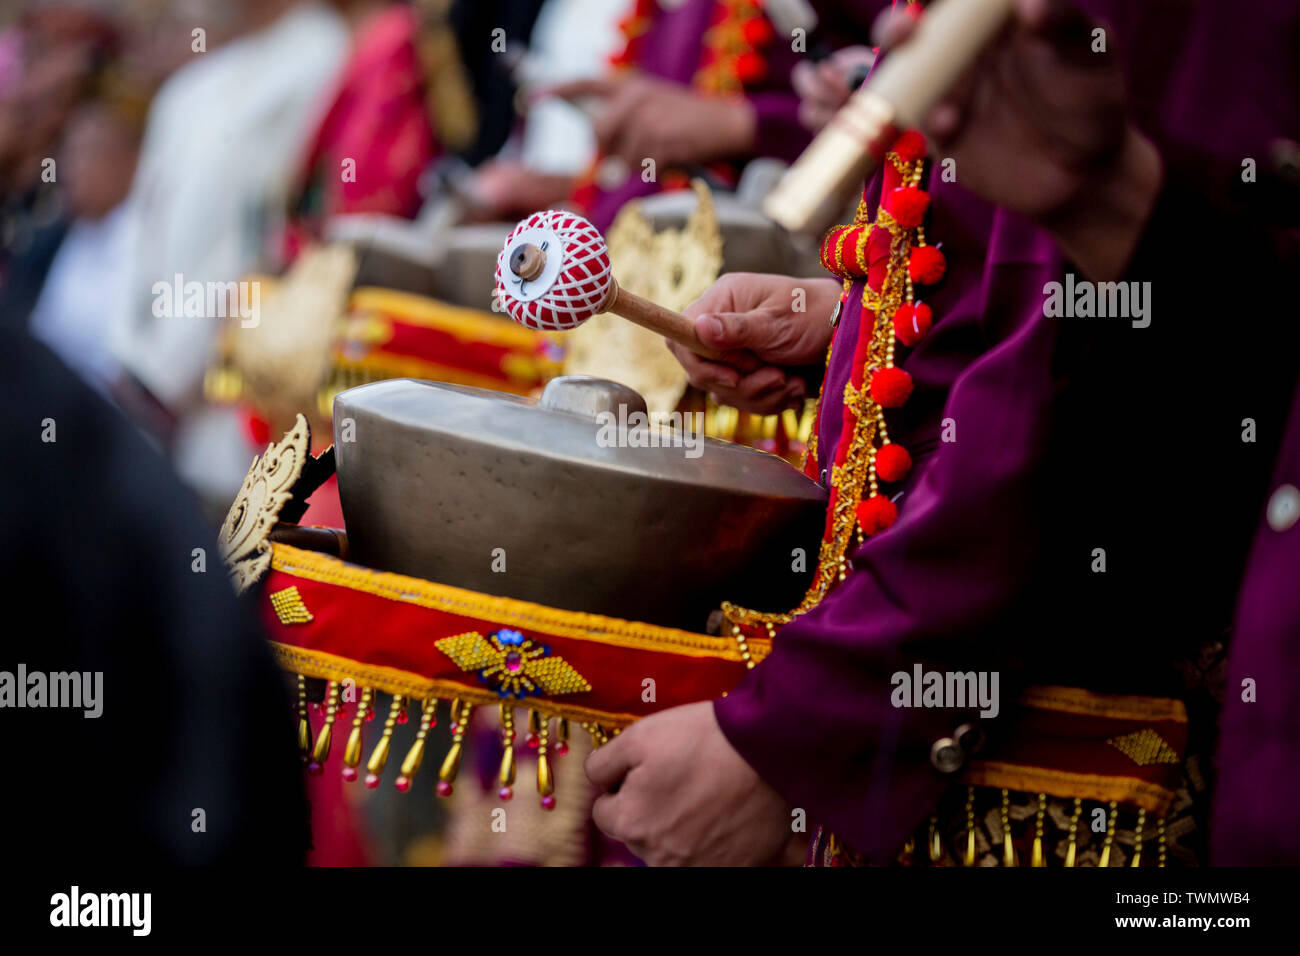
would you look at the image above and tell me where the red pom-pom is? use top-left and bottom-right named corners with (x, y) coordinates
top-left (891, 129), bottom-right (927, 163)
top-left (908, 245), bottom-right (946, 285)
top-left (870, 367), bottom-right (913, 408)
top-left (876, 442), bottom-right (912, 482)
top-left (741, 17), bottom-right (774, 46)
top-left (856, 494), bottom-right (898, 535)
top-left (245, 413), bottom-right (271, 447)
top-left (893, 302), bottom-right (933, 346)
top-left (885, 186), bottom-right (929, 228)
top-left (735, 51), bottom-right (767, 83)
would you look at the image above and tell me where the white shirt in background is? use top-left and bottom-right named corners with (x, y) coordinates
top-left (111, 2), bottom-right (348, 503)
top-left (516, 0), bottom-right (622, 175)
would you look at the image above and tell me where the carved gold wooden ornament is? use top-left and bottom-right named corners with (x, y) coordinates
top-left (218, 414), bottom-right (312, 594)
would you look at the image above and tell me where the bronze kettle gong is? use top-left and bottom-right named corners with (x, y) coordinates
top-left (333, 376), bottom-right (826, 631)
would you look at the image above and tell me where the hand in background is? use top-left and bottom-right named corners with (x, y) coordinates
top-left (543, 74), bottom-right (756, 169)
top-left (878, 0), bottom-right (1161, 279)
top-left (460, 159), bottom-right (575, 223)
top-left (792, 45), bottom-right (877, 132)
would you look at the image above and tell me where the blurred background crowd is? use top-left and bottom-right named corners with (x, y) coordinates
top-left (0, 0), bottom-right (873, 517)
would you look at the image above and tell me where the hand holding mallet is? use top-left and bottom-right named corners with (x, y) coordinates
top-left (494, 210), bottom-right (723, 360)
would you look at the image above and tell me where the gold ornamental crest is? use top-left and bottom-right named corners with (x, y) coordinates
top-left (218, 413), bottom-right (312, 593)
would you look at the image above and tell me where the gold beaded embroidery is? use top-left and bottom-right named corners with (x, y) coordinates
top-left (1107, 728), bottom-right (1180, 766)
top-left (724, 151), bottom-right (924, 632)
top-left (270, 585), bottom-right (314, 625)
top-left (435, 631), bottom-right (592, 698)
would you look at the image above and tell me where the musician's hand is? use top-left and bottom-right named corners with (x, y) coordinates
top-left (878, 0), bottom-right (1162, 279)
top-left (460, 159), bottom-right (575, 222)
top-left (792, 46), bottom-right (877, 132)
top-left (670, 273), bottom-right (840, 415)
top-left (544, 75), bottom-right (756, 168)
top-left (586, 701), bottom-right (793, 866)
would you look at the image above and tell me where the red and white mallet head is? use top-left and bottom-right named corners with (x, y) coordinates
top-left (494, 210), bottom-right (613, 331)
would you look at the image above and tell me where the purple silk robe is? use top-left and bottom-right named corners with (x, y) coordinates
top-left (1214, 387), bottom-right (1300, 862)
top-left (715, 0), bottom-right (1300, 861)
top-left (585, 0), bottom-right (809, 230)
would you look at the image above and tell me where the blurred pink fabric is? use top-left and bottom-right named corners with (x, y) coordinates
top-left (284, 5), bottom-right (438, 259)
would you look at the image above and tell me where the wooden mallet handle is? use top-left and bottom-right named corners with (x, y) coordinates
top-left (600, 280), bottom-right (723, 360)
top-left (507, 238), bottom-right (722, 359)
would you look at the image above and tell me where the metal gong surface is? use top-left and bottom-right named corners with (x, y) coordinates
top-left (333, 376), bottom-right (826, 631)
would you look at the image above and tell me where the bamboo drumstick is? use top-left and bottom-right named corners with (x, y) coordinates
top-left (764, 0), bottom-right (1016, 235)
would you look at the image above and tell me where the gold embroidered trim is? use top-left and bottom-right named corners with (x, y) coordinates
top-left (962, 760), bottom-right (1178, 817)
top-left (269, 642), bottom-right (643, 729)
top-left (1020, 686), bottom-right (1188, 723)
top-left (269, 543), bottom-right (772, 663)
top-left (724, 152), bottom-right (922, 631)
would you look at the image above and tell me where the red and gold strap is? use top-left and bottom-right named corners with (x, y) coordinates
top-left (336, 287), bottom-right (559, 396)
top-left (261, 543), bottom-right (769, 730)
top-left (963, 686), bottom-right (1189, 816)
